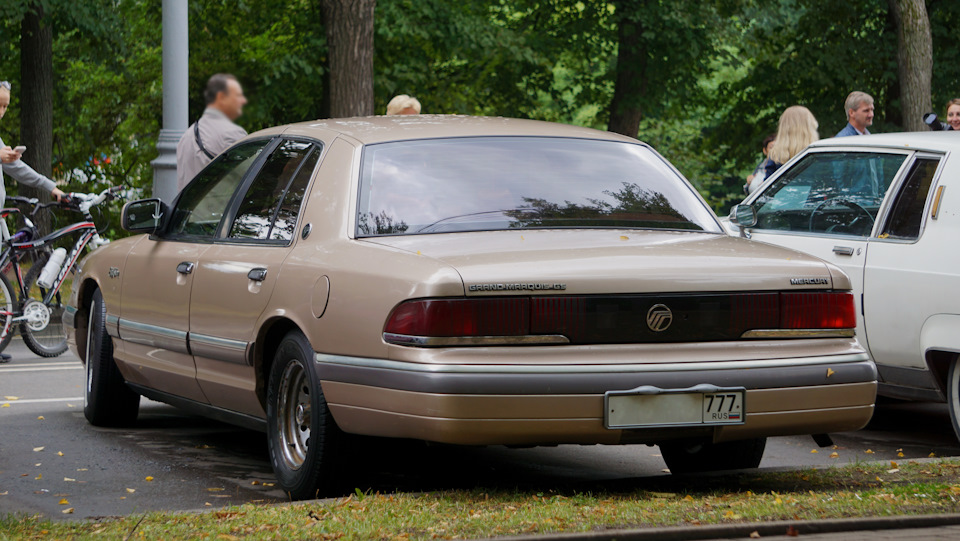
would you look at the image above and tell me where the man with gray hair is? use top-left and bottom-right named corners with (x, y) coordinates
top-left (835, 91), bottom-right (875, 137)
top-left (176, 73), bottom-right (248, 191)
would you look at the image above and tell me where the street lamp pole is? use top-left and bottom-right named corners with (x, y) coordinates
top-left (151, 0), bottom-right (189, 204)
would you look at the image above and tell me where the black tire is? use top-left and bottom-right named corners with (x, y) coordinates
top-left (83, 288), bottom-right (139, 426)
top-left (20, 252), bottom-right (68, 357)
top-left (660, 437), bottom-right (767, 474)
top-left (947, 361), bottom-right (960, 442)
top-left (266, 330), bottom-right (344, 500)
top-left (0, 270), bottom-right (16, 353)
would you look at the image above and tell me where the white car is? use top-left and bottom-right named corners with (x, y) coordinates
top-left (726, 132), bottom-right (960, 437)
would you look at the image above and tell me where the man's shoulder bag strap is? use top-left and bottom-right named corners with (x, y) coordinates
top-left (194, 119), bottom-right (216, 160)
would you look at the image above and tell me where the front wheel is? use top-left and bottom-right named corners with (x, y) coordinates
top-left (20, 252), bottom-right (68, 357)
top-left (84, 288), bottom-right (139, 426)
top-left (659, 437), bottom-right (767, 474)
top-left (266, 330), bottom-right (344, 500)
top-left (946, 361), bottom-right (960, 442)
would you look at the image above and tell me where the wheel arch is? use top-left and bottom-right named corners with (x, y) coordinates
top-left (921, 314), bottom-right (960, 396)
top-left (253, 316), bottom-right (306, 410)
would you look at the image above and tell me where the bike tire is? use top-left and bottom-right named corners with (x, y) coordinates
top-left (20, 252), bottom-right (68, 357)
top-left (0, 271), bottom-right (16, 353)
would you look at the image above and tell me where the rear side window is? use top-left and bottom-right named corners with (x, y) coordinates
top-left (229, 140), bottom-right (320, 241)
top-left (880, 158), bottom-right (939, 240)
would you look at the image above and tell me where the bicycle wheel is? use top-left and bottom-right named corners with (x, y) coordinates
top-left (20, 252), bottom-right (68, 357)
top-left (0, 271), bottom-right (16, 353)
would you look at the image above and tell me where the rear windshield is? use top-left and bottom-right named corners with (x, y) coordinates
top-left (356, 137), bottom-right (719, 237)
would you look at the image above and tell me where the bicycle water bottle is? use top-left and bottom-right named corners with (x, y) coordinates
top-left (36, 248), bottom-right (67, 289)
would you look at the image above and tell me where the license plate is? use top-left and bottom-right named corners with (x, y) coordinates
top-left (604, 385), bottom-right (746, 429)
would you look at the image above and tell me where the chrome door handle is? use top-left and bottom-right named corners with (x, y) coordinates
top-left (832, 246), bottom-right (855, 256)
top-left (247, 268), bottom-right (268, 282)
top-left (176, 261), bottom-right (195, 275)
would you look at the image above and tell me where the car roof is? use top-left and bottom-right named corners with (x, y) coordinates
top-left (268, 114), bottom-right (641, 145)
top-left (810, 131), bottom-right (960, 153)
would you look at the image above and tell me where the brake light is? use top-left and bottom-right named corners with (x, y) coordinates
top-left (781, 292), bottom-right (856, 329)
top-left (384, 298), bottom-right (529, 337)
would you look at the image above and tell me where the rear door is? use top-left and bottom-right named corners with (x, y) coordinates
top-left (862, 155), bottom-right (942, 372)
top-left (744, 149), bottom-right (912, 350)
top-left (116, 138), bottom-right (273, 400)
top-left (189, 139), bottom-right (322, 417)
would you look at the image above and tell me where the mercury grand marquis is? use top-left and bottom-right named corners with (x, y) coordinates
top-left (64, 115), bottom-right (877, 499)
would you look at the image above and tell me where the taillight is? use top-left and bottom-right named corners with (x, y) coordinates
top-left (384, 298), bottom-right (530, 338)
top-left (781, 292), bottom-right (856, 329)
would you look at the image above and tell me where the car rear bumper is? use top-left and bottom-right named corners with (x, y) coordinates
top-left (315, 350), bottom-right (877, 446)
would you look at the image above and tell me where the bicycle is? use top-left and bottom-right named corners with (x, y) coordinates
top-left (0, 186), bottom-right (121, 357)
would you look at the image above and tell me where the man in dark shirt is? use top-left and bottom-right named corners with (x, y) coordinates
top-left (836, 91), bottom-right (875, 137)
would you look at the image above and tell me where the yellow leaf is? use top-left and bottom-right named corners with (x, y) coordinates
top-left (33, 447), bottom-right (44, 452)
top-left (865, 449), bottom-right (875, 454)
top-left (774, 497), bottom-right (783, 504)
top-left (35, 474), bottom-right (41, 480)
top-left (126, 488), bottom-right (135, 493)
top-left (57, 451), bottom-right (63, 457)
top-left (416, 251), bottom-right (422, 256)
top-left (59, 498), bottom-right (69, 505)
top-left (619, 235), bottom-right (629, 241)
top-left (887, 468), bottom-right (900, 474)
top-left (61, 507), bottom-right (74, 514)
top-left (145, 476), bottom-right (154, 482)
top-left (4, 396), bottom-right (18, 400)
top-left (829, 452), bottom-right (839, 458)
top-left (898, 452), bottom-right (905, 458)
top-left (64, 478), bottom-right (75, 482)
top-left (205, 502), bottom-right (212, 507)
top-left (683, 495), bottom-right (694, 501)
top-left (207, 487), bottom-right (225, 492)
top-left (890, 461), bottom-right (899, 469)
top-left (876, 476), bottom-right (884, 482)
top-left (826, 368), bottom-right (836, 377)
top-left (1, 403), bottom-right (9, 408)
top-left (37, 416), bottom-right (44, 420)
top-left (76, 468), bottom-right (88, 472)
top-left (930, 452), bottom-right (938, 458)
top-left (251, 481), bottom-right (260, 485)
top-left (810, 449), bottom-right (818, 454)
top-left (262, 482), bottom-right (275, 487)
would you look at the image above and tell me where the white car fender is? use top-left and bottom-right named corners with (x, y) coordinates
top-left (920, 314), bottom-right (960, 391)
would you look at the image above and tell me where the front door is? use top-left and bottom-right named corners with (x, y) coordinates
top-left (117, 138), bottom-right (275, 402)
top-left (189, 139), bottom-right (321, 416)
top-left (745, 149), bottom-right (913, 352)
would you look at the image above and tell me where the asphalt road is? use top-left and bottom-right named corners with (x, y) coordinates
top-left (1, 341), bottom-right (958, 520)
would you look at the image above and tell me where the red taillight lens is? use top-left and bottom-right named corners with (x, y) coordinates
top-left (384, 298), bottom-right (530, 337)
top-left (781, 292), bottom-right (856, 329)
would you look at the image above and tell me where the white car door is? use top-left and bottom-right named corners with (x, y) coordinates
top-left (738, 149), bottom-right (913, 353)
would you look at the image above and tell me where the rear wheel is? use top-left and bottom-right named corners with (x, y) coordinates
top-left (659, 437), bottom-right (767, 474)
top-left (946, 361), bottom-right (960, 442)
top-left (83, 288), bottom-right (139, 426)
top-left (266, 330), bottom-right (344, 500)
top-left (0, 271), bottom-right (16, 354)
top-left (20, 252), bottom-right (68, 357)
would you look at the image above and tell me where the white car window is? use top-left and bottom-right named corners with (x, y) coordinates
top-left (879, 158), bottom-right (939, 241)
top-left (753, 152), bottom-right (907, 237)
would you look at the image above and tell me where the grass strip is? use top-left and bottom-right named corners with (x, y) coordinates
top-left (4, 458), bottom-right (960, 540)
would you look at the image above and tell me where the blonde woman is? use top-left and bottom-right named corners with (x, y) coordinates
top-left (946, 98), bottom-right (960, 131)
top-left (386, 94), bottom-right (421, 115)
top-left (763, 105), bottom-right (819, 178)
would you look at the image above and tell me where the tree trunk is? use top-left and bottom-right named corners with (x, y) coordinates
top-left (19, 2), bottom-right (54, 221)
top-left (320, 0), bottom-right (376, 118)
top-left (889, 0), bottom-right (933, 132)
top-left (607, 2), bottom-right (647, 138)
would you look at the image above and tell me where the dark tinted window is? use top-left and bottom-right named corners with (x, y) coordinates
top-left (169, 140), bottom-right (270, 238)
top-left (356, 137), bottom-right (719, 236)
top-left (881, 158), bottom-right (938, 240)
top-left (753, 152), bottom-right (907, 237)
top-left (229, 140), bottom-right (317, 241)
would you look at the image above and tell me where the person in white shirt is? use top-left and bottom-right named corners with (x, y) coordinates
top-left (176, 73), bottom-right (248, 191)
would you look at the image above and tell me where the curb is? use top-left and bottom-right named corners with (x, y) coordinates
top-left (488, 513), bottom-right (960, 541)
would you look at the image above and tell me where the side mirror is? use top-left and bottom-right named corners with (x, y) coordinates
top-left (121, 199), bottom-right (168, 234)
top-left (730, 203), bottom-right (758, 228)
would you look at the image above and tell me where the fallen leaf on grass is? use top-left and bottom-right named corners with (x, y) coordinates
top-left (61, 508), bottom-right (74, 514)
top-left (205, 502), bottom-right (212, 507)
top-left (887, 469), bottom-right (900, 474)
top-left (891, 461), bottom-right (899, 469)
top-left (865, 449), bottom-right (875, 454)
top-left (683, 495), bottom-right (694, 501)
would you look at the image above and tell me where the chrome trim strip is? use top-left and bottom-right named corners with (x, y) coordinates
top-left (117, 318), bottom-right (188, 353)
top-left (105, 314), bottom-right (120, 338)
top-left (315, 352), bottom-right (871, 375)
top-left (740, 329), bottom-right (856, 339)
top-left (63, 305), bottom-right (77, 329)
top-left (189, 332), bottom-right (250, 365)
top-left (383, 333), bottom-right (570, 347)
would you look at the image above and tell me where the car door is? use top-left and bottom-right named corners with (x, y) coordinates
top-left (115, 139), bottom-right (273, 401)
top-left (189, 139), bottom-right (321, 417)
top-left (862, 155), bottom-right (942, 375)
top-left (743, 149), bottom-right (913, 350)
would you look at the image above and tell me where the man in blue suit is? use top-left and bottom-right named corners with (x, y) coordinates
top-left (836, 91), bottom-right (874, 137)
